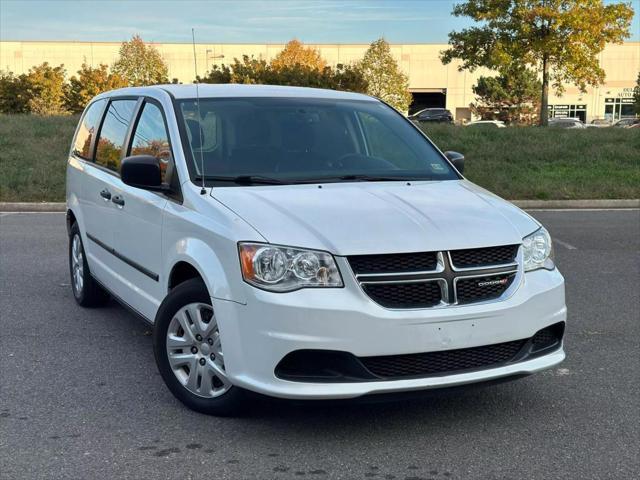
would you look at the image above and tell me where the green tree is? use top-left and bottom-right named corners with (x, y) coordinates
top-left (25, 63), bottom-right (69, 115)
top-left (200, 52), bottom-right (367, 93)
top-left (0, 71), bottom-right (31, 113)
top-left (112, 35), bottom-right (169, 86)
top-left (332, 63), bottom-right (368, 93)
top-left (634, 72), bottom-right (640, 115)
top-left (271, 39), bottom-right (327, 71)
top-left (356, 38), bottom-right (412, 112)
top-left (440, 0), bottom-right (634, 126)
top-left (65, 63), bottom-right (128, 113)
top-left (220, 55), bottom-right (270, 84)
top-left (472, 66), bottom-right (541, 124)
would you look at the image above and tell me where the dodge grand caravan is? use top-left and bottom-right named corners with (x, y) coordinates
top-left (66, 84), bottom-right (566, 415)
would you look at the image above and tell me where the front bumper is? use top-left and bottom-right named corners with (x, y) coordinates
top-left (214, 266), bottom-right (566, 399)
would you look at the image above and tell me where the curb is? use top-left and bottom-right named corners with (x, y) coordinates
top-left (0, 199), bottom-right (638, 213)
top-left (511, 199), bottom-right (640, 209)
top-left (0, 202), bottom-right (67, 212)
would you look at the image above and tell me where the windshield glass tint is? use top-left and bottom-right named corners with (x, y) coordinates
top-left (177, 97), bottom-right (458, 184)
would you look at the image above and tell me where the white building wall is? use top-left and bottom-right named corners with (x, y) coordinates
top-left (1, 40), bottom-right (638, 122)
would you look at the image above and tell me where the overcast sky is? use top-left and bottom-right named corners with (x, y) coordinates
top-left (1, 0), bottom-right (638, 44)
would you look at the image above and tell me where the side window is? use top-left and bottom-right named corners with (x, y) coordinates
top-left (72, 99), bottom-right (106, 160)
top-left (358, 112), bottom-right (421, 169)
top-left (95, 99), bottom-right (138, 173)
top-left (130, 102), bottom-right (172, 183)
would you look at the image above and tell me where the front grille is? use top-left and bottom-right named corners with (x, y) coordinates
top-left (363, 281), bottom-right (442, 308)
top-left (450, 244), bottom-right (518, 269)
top-left (360, 339), bottom-right (526, 378)
top-left (348, 252), bottom-right (438, 274)
top-left (349, 245), bottom-right (520, 309)
top-left (275, 323), bottom-right (565, 383)
top-left (456, 272), bottom-right (516, 304)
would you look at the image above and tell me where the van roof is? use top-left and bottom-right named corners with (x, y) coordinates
top-left (104, 83), bottom-right (376, 101)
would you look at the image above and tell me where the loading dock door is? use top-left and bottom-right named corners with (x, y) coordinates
top-left (409, 89), bottom-right (446, 115)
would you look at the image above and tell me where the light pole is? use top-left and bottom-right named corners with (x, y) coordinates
top-left (205, 48), bottom-right (225, 73)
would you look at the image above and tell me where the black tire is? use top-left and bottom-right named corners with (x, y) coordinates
top-left (69, 222), bottom-right (110, 307)
top-left (153, 278), bottom-right (247, 416)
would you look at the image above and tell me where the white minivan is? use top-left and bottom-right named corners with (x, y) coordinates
top-left (66, 84), bottom-right (566, 415)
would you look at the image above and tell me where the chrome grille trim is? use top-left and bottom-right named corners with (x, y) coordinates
top-left (347, 246), bottom-right (522, 310)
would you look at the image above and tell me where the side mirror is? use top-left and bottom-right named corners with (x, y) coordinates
top-left (121, 155), bottom-right (164, 191)
top-left (444, 151), bottom-right (465, 174)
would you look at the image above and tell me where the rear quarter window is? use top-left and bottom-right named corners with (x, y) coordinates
top-left (72, 99), bottom-right (106, 160)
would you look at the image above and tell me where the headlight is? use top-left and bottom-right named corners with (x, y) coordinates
top-left (238, 243), bottom-right (343, 292)
top-left (522, 227), bottom-right (554, 272)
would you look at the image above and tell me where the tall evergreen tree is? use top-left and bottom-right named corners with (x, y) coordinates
top-left (472, 67), bottom-right (541, 124)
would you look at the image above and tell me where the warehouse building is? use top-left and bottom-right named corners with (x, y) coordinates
top-left (1, 40), bottom-right (638, 122)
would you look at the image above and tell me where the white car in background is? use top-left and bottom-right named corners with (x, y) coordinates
top-left (548, 118), bottom-right (586, 129)
top-left (587, 119), bottom-right (611, 128)
top-left (465, 120), bottom-right (506, 128)
top-left (66, 84), bottom-right (566, 415)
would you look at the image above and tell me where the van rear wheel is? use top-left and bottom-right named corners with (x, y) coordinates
top-left (153, 278), bottom-right (246, 416)
top-left (68, 222), bottom-right (110, 307)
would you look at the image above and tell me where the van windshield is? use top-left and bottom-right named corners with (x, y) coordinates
top-left (177, 97), bottom-right (459, 185)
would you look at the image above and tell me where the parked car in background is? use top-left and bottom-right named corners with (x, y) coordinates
top-left (612, 118), bottom-right (640, 128)
top-left (66, 84), bottom-right (566, 415)
top-left (588, 119), bottom-right (611, 128)
top-left (548, 118), bottom-right (587, 129)
top-left (408, 108), bottom-right (454, 124)
top-left (466, 120), bottom-right (506, 128)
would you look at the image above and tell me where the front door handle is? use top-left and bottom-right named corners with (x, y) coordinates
top-left (99, 189), bottom-right (111, 200)
top-left (112, 195), bottom-right (125, 207)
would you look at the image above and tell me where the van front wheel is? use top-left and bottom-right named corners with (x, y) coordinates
top-left (153, 278), bottom-right (246, 416)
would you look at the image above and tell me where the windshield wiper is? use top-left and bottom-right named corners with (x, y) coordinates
top-left (197, 175), bottom-right (287, 185)
top-left (198, 174), bottom-right (435, 185)
top-left (296, 174), bottom-right (430, 183)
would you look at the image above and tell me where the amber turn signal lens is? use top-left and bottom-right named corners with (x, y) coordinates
top-left (240, 245), bottom-right (257, 280)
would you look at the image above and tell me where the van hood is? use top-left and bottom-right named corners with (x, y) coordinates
top-left (210, 180), bottom-right (539, 255)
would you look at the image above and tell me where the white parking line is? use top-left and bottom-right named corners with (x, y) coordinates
top-left (553, 238), bottom-right (578, 250)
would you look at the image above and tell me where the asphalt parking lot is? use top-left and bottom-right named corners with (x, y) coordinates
top-left (1, 210), bottom-right (639, 480)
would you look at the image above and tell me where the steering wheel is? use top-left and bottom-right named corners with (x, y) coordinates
top-left (331, 153), bottom-right (398, 171)
top-left (329, 153), bottom-right (364, 170)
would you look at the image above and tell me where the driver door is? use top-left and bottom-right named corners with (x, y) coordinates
top-left (109, 99), bottom-right (175, 321)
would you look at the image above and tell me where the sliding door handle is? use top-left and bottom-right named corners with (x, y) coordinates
top-left (112, 195), bottom-right (125, 207)
top-left (99, 189), bottom-right (111, 200)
